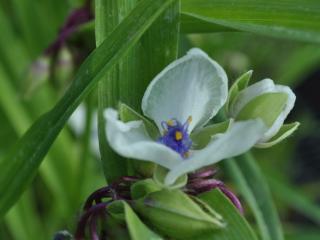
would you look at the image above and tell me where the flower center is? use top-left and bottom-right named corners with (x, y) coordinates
top-left (158, 116), bottom-right (192, 158)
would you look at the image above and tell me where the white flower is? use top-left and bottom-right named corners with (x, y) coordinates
top-left (227, 72), bottom-right (299, 148)
top-left (104, 49), bottom-right (266, 185)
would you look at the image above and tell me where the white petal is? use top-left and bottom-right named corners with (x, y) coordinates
top-left (229, 78), bottom-right (275, 117)
top-left (259, 85), bottom-right (296, 142)
top-left (142, 48), bottom-right (228, 132)
top-left (104, 108), bottom-right (182, 169)
top-left (164, 119), bottom-right (266, 185)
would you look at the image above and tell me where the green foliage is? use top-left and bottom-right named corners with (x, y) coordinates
top-left (97, 0), bottom-right (180, 182)
top-left (0, 0), bottom-right (176, 218)
top-left (181, 0), bottom-right (320, 43)
top-left (196, 189), bottom-right (259, 240)
top-left (222, 153), bottom-right (284, 240)
top-left (0, 0), bottom-right (319, 239)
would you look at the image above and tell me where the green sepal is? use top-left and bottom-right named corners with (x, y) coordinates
top-left (226, 70), bottom-right (253, 112)
top-left (153, 165), bottom-right (187, 189)
top-left (255, 122), bottom-right (300, 148)
top-left (119, 102), bottom-right (159, 139)
top-left (131, 179), bottom-right (162, 200)
top-left (133, 189), bottom-right (225, 239)
top-left (191, 119), bottom-right (232, 149)
top-left (119, 102), bottom-right (158, 177)
top-left (236, 92), bottom-right (288, 127)
top-left (108, 200), bottom-right (163, 240)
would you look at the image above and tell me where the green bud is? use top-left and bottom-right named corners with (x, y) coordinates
top-left (228, 75), bottom-right (298, 147)
top-left (133, 189), bottom-right (225, 239)
top-left (131, 179), bottom-right (162, 200)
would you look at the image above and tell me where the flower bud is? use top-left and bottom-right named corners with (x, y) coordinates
top-left (133, 189), bottom-right (225, 239)
top-left (54, 47), bottom-right (74, 86)
top-left (227, 71), bottom-right (299, 148)
top-left (23, 56), bottom-right (50, 97)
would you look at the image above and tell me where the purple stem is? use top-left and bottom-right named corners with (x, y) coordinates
top-left (188, 168), bottom-right (218, 179)
top-left (186, 178), bottom-right (244, 213)
top-left (84, 186), bottom-right (111, 210)
top-left (89, 214), bottom-right (100, 240)
top-left (219, 186), bottom-right (244, 214)
top-left (45, 4), bottom-right (93, 55)
top-left (75, 202), bottom-right (108, 240)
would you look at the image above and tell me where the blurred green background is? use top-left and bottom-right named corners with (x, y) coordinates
top-left (0, 0), bottom-right (319, 239)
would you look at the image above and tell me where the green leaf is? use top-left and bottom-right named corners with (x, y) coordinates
top-left (267, 175), bottom-right (320, 225)
top-left (181, 0), bottom-right (320, 43)
top-left (191, 119), bottom-right (232, 149)
top-left (236, 92), bottom-right (288, 127)
top-left (119, 102), bottom-right (159, 139)
top-left (0, 0), bottom-right (176, 218)
top-left (108, 200), bottom-right (163, 239)
top-left (222, 153), bottom-right (284, 240)
top-left (255, 122), bottom-right (300, 148)
top-left (226, 70), bottom-right (253, 112)
top-left (131, 179), bottom-right (162, 200)
top-left (195, 189), bottom-right (258, 240)
top-left (124, 202), bottom-right (163, 240)
top-left (97, 0), bottom-right (180, 182)
top-left (133, 189), bottom-right (225, 239)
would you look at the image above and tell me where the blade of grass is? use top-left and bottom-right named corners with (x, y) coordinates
top-left (0, 0), bottom-right (176, 218)
top-left (267, 176), bottom-right (320, 225)
top-left (222, 152), bottom-right (284, 240)
top-left (181, 0), bottom-right (320, 43)
top-left (196, 189), bottom-right (258, 240)
top-left (96, 0), bottom-right (180, 181)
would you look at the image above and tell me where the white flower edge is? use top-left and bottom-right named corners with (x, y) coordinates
top-left (104, 108), bottom-right (182, 169)
top-left (141, 48), bottom-right (228, 132)
top-left (165, 119), bottom-right (267, 185)
top-left (229, 79), bottom-right (296, 142)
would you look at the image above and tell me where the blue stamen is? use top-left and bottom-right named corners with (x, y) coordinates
top-left (158, 117), bottom-right (192, 158)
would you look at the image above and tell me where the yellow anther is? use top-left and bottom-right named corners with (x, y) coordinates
top-left (175, 131), bottom-right (183, 141)
top-left (187, 116), bottom-right (192, 124)
top-left (167, 119), bottom-right (174, 126)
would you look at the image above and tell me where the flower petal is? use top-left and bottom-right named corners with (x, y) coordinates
top-left (104, 108), bottom-right (182, 169)
top-left (259, 85), bottom-right (296, 142)
top-left (142, 48), bottom-right (228, 132)
top-left (164, 119), bottom-right (267, 185)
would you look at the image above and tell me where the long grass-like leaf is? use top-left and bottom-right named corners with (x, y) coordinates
top-left (96, 0), bottom-right (180, 182)
top-left (181, 0), bottom-right (320, 43)
top-left (222, 153), bottom-right (284, 240)
top-left (0, 0), bottom-right (175, 218)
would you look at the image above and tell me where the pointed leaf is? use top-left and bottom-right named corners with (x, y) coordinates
top-left (226, 70), bottom-right (253, 112)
